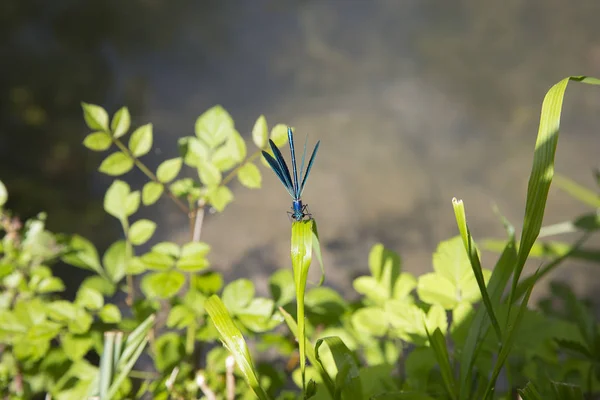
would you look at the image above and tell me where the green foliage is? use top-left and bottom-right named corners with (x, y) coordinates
top-left (2, 78), bottom-right (600, 399)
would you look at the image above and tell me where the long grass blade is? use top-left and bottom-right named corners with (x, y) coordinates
top-left (426, 328), bottom-right (457, 400)
top-left (315, 336), bottom-right (363, 400)
top-left (510, 76), bottom-right (600, 306)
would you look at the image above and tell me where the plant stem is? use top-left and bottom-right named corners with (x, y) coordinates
top-left (112, 139), bottom-right (189, 214)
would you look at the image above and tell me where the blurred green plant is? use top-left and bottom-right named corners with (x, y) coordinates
top-left (1, 76), bottom-right (600, 399)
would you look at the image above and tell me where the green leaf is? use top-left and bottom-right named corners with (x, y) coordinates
top-left (176, 242), bottom-right (210, 272)
top-left (204, 295), bottom-right (270, 400)
top-left (270, 124), bottom-right (289, 147)
top-left (140, 251), bottom-right (174, 270)
top-left (76, 287), bottom-right (104, 310)
top-left (46, 300), bottom-right (78, 322)
top-left (141, 271), bottom-right (185, 299)
top-left (192, 272), bottom-right (223, 295)
top-left (518, 382), bottom-right (543, 400)
top-left (99, 304), bottom-right (122, 324)
top-left (128, 123), bottom-right (153, 157)
top-left (104, 180), bottom-right (130, 220)
top-left (62, 333), bottom-right (94, 361)
top-left (211, 133), bottom-right (245, 171)
top-left (142, 181), bottom-right (163, 205)
top-left (82, 102), bottom-right (109, 131)
top-left (111, 106), bottom-right (131, 138)
top-left (511, 76), bottom-right (600, 302)
top-left (166, 304), bottom-right (195, 329)
top-left (222, 279), bottom-right (255, 313)
top-left (126, 257), bottom-right (147, 275)
top-left (236, 298), bottom-right (278, 332)
top-left (195, 105), bottom-right (235, 149)
top-left (0, 180), bottom-right (6, 207)
top-left (269, 269), bottom-right (295, 307)
top-left (83, 132), bottom-right (112, 151)
top-left (198, 160), bottom-right (222, 186)
top-left (128, 219), bottom-right (156, 246)
top-left (207, 186), bottom-right (233, 212)
top-left (103, 240), bottom-right (127, 283)
top-left (156, 157), bottom-right (182, 183)
top-left (99, 152), bottom-right (134, 176)
top-left (551, 382), bottom-right (583, 400)
top-left (179, 136), bottom-right (209, 167)
top-left (125, 190), bottom-right (140, 216)
top-left (36, 276), bottom-right (65, 293)
top-left (252, 115), bottom-right (269, 148)
top-left (352, 307), bottom-right (388, 337)
top-left (152, 242), bottom-right (180, 258)
top-left (62, 234), bottom-right (104, 276)
top-left (315, 336), bottom-right (363, 400)
top-left (238, 163), bottom-right (262, 188)
top-left (426, 328), bottom-right (457, 400)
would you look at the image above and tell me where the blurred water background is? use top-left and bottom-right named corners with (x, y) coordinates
top-left (2, 0), bottom-right (600, 301)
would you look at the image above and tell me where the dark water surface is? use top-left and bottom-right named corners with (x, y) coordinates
top-left (2, 0), bottom-right (600, 300)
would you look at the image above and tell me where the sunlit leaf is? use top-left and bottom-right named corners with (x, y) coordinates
top-left (111, 106), bottom-right (131, 138)
top-left (198, 160), bottom-right (222, 186)
top-left (222, 279), bottom-right (255, 314)
top-left (252, 115), bottom-right (269, 149)
top-left (82, 102), bottom-right (109, 132)
top-left (103, 180), bottom-right (130, 221)
top-left (142, 182), bottom-right (164, 205)
top-left (237, 163), bottom-right (262, 188)
top-left (128, 219), bottom-right (156, 246)
top-left (75, 287), bottom-right (104, 311)
top-left (207, 186), bottom-right (233, 212)
top-left (141, 271), bottom-right (185, 299)
top-left (125, 191), bottom-right (140, 216)
top-left (176, 242), bottom-right (210, 272)
top-left (195, 105), bottom-right (235, 149)
top-left (156, 157), bottom-right (182, 183)
top-left (103, 240), bottom-right (127, 283)
top-left (98, 152), bottom-right (134, 176)
top-left (270, 124), bottom-right (289, 147)
top-left (0, 180), bottom-right (7, 207)
top-left (83, 132), bottom-right (112, 151)
top-left (128, 123), bottom-right (153, 157)
top-left (179, 136), bottom-right (209, 167)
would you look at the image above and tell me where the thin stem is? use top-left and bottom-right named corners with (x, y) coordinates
top-left (192, 200), bottom-right (206, 242)
top-left (226, 356), bottom-right (235, 400)
top-left (112, 139), bottom-right (189, 214)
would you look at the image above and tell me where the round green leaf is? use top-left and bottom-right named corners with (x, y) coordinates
top-left (62, 333), bottom-right (94, 361)
top-left (252, 115), bottom-right (268, 149)
top-left (103, 240), bottom-right (127, 284)
top-left (416, 273), bottom-right (457, 309)
top-left (269, 269), bottom-right (295, 307)
top-left (351, 307), bottom-right (388, 336)
top-left (141, 271), bottom-right (185, 299)
top-left (237, 163), bottom-right (261, 189)
top-left (125, 191), bottom-right (140, 216)
top-left (36, 277), bottom-right (65, 293)
top-left (104, 180), bottom-right (130, 220)
top-left (126, 257), bottom-right (147, 275)
top-left (128, 219), bottom-right (156, 246)
top-left (0, 180), bottom-right (7, 207)
top-left (152, 242), bottom-right (180, 258)
top-left (75, 287), bottom-right (104, 310)
top-left (166, 304), bottom-right (195, 329)
top-left (222, 279), bottom-right (255, 313)
top-left (111, 107), bottom-right (131, 138)
top-left (198, 160), bottom-right (222, 186)
top-left (99, 304), bottom-right (122, 324)
top-left (157, 157), bottom-right (182, 183)
top-left (179, 136), bottom-right (209, 167)
top-left (128, 123), bottom-right (153, 157)
top-left (83, 132), bottom-right (112, 151)
top-left (192, 272), bottom-right (223, 295)
top-left (270, 124), bottom-right (289, 147)
top-left (195, 105), bottom-right (234, 149)
top-left (82, 102), bottom-right (109, 131)
top-left (176, 242), bottom-right (210, 272)
top-left (142, 181), bottom-right (164, 205)
top-left (140, 251), bottom-right (174, 270)
top-left (99, 152), bottom-right (134, 176)
top-left (206, 186), bottom-right (233, 212)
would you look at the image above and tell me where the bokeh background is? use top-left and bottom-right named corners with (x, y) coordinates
top-left (2, 0), bottom-right (600, 301)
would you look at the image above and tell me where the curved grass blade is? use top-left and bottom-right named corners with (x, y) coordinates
top-left (299, 141), bottom-right (320, 197)
top-left (426, 327), bottom-right (457, 400)
top-left (452, 198), bottom-right (501, 342)
top-left (315, 336), bottom-right (362, 400)
top-left (510, 76), bottom-right (600, 307)
top-left (205, 295), bottom-right (271, 400)
top-left (291, 219), bottom-right (315, 395)
top-left (288, 127), bottom-right (300, 198)
top-left (262, 150), bottom-right (295, 197)
top-left (279, 307), bottom-right (336, 397)
top-left (269, 139), bottom-right (294, 196)
top-left (311, 220), bottom-right (325, 286)
top-left (518, 382), bottom-right (543, 400)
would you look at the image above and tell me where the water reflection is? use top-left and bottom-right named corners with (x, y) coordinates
top-left (2, 0), bottom-right (600, 298)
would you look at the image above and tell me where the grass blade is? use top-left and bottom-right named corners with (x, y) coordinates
top-left (205, 295), bottom-right (270, 400)
top-left (426, 328), bottom-right (457, 400)
top-left (315, 336), bottom-right (362, 400)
